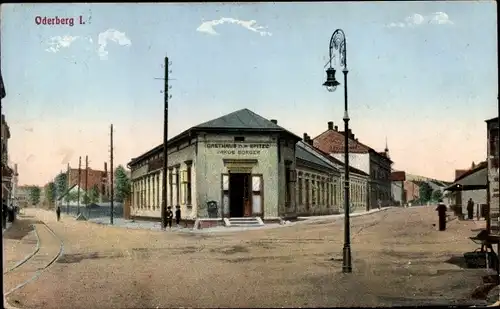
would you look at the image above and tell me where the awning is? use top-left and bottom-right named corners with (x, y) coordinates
top-left (445, 166), bottom-right (488, 192)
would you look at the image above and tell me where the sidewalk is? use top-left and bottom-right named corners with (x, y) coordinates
top-left (25, 207), bottom-right (394, 235)
top-left (297, 206), bottom-right (393, 222)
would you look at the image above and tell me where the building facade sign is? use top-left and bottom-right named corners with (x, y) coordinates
top-left (206, 143), bottom-right (271, 156)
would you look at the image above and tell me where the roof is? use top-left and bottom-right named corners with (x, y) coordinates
top-left (295, 141), bottom-right (338, 173)
top-left (485, 117), bottom-right (499, 124)
top-left (128, 108), bottom-right (301, 167)
top-left (390, 171), bottom-right (406, 181)
top-left (454, 161), bottom-right (488, 182)
top-left (445, 163), bottom-right (488, 192)
top-left (313, 129), bottom-right (393, 163)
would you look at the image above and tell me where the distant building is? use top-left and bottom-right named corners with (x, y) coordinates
top-left (404, 180), bottom-right (421, 204)
top-left (487, 117), bottom-right (499, 233)
top-left (15, 185), bottom-right (31, 207)
top-left (67, 165), bottom-right (109, 199)
top-left (390, 171), bottom-right (406, 206)
top-left (313, 121), bottom-right (393, 208)
top-left (450, 162), bottom-right (488, 215)
top-left (1, 113), bottom-right (14, 205)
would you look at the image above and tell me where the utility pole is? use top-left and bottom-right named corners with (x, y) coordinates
top-left (66, 163), bottom-right (70, 214)
top-left (77, 156), bottom-right (82, 216)
top-left (1, 28), bottom-right (7, 308)
top-left (161, 56), bottom-right (170, 229)
top-left (85, 155), bottom-right (89, 218)
top-left (110, 124), bottom-right (114, 225)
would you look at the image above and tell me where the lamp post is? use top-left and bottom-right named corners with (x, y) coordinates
top-left (323, 29), bottom-right (352, 273)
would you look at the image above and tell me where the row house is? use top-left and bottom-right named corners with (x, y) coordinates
top-left (313, 121), bottom-right (393, 209)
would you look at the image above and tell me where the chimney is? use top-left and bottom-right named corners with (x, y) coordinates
top-left (334, 125), bottom-right (338, 131)
top-left (328, 121), bottom-right (334, 130)
top-left (270, 119), bottom-right (278, 124)
top-left (303, 133), bottom-right (308, 141)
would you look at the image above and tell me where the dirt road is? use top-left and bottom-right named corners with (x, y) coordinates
top-left (4, 206), bottom-right (490, 308)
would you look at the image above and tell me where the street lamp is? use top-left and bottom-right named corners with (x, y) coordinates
top-left (323, 29), bottom-right (352, 273)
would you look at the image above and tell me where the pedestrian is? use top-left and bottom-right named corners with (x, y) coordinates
top-left (56, 205), bottom-right (61, 222)
top-left (467, 198), bottom-right (474, 220)
top-left (377, 199), bottom-right (382, 210)
top-left (436, 199), bottom-right (447, 231)
top-left (166, 206), bottom-right (173, 229)
top-left (175, 206), bottom-right (181, 228)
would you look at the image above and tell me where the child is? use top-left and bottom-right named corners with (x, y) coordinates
top-left (166, 206), bottom-right (173, 229)
top-left (175, 206), bottom-right (181, 228)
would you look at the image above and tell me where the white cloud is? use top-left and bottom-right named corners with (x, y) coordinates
top-left (387, 12), bottom-right (454, 28)
top-left (197, 17), bottom-right (272, 37)
top-left (45, 35), bottom-right (79, 53)
top-left (429, 12), bottom-right (454, 25)
top-left (97, 29), bottom-right (132, 60)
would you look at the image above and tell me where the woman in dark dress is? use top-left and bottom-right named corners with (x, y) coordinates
top-left (436, 199), bottom-right (447, 231)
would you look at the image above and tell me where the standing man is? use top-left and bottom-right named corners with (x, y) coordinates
top-left (467, 198), bottom-right (474, 220)
top-left (166, 206), bottom-right (173, 229)
top-left (56, 205), bottom-right (61, 222)
top-left (436, 199), bottom-right (447, 231)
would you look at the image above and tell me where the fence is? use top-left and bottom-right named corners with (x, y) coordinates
top-left (62, 203), bottom-right (123, 220)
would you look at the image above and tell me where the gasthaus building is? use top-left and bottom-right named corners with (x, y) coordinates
top-left (127, 108), bottom-right (306, 227)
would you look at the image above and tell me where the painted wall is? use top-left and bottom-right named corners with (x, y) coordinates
top-left (295, 166), bottom-right (340, 216)
top-left (331, 153), bottom-right (370, 175)
top-left (391, 180), bottom-right (404, 205)
top-left (130, 140), bottom-right (197, 219)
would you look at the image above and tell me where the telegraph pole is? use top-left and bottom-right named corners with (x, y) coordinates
top-left (110, 124), bottom-right (114, 225)
top-left (77, 156), bottom-right (82, 215)
top-left (161, 56), bottom-right (170, 229)
top-left (85, 155), bottom-right (89, 218)
top-left (66, 163), bottom-right (70, 214)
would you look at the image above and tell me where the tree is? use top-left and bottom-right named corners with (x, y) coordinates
top-left (82, 193), bottom-right (90, 205)
top-left (44, 182), bottom-right (56, 206)
top-left (432, 190), bottom-right (443, 202)
top-left (114, 165), bottom-right (130, 202)
top-left (54, 172), bottom-right (68, 199)
top-left (28, 186), bottom-right (41, 205)
top-left (89, 185), bottom-right (100, 204)
top-left (64, 191), bottom-right (79, 203)
top-left (418, 182), bottom-right (433, 203)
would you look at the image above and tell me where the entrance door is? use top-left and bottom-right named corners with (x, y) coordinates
top-left (229, 173), bottom-right (251, 217)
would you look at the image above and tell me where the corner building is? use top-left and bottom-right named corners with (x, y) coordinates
top-left (127, 109), bottom-right (301, 223)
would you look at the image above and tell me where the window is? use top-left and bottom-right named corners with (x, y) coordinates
top-left (311, 180), bottom-right (316, 205)
top-left (285, 167), bottom-right (291, 205)
top-left (252, 175), bottom-right (263, 215)
top-left (168, 169), bottom-right (173, 206)
top-left (334, 184), bottom-right (337, 206)
top-left (175, 168), bottom-right (180, 206)
top-left (222, 174), bottom-right (229, 216)
top-left (186, 165), bottom-right (192, 205)
top-left (234, 136), bottom-right (245, 142)
top-left (490, 129), bottom-right (499, 157)
top-left (326, 182), bottom-right (330, 207)
top-left (305, 179), bottom-right (310, 209)
top-left (298, 177), bottom-right (303, 205)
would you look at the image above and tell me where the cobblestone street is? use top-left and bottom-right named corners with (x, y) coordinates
top-left (1, 206), bottom-right (492, 308)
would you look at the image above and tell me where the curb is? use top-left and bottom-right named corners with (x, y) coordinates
top-left (298, 206), bottom-right (393, 223)
top-left (3, 225), bottom-right (41, 274)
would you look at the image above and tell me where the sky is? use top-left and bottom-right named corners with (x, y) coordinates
top-left (0, 2), bottom-right (498, 186)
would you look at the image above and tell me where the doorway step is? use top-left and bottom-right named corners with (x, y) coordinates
top-left (224, 217), bottom-right (264, 228)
